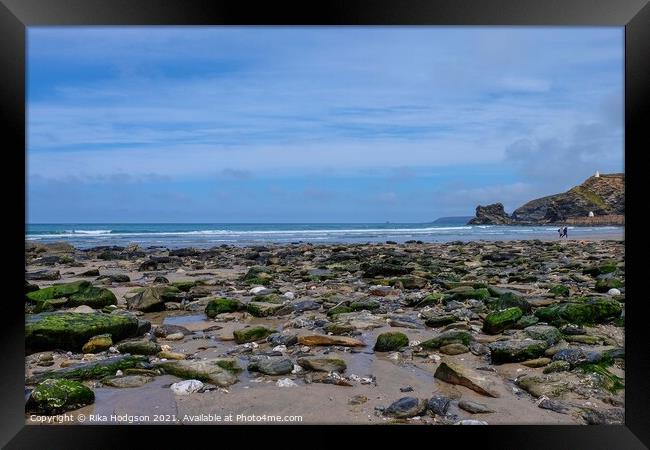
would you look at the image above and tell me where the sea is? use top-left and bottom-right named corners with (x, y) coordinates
top-left (25, 222), bottom-right (625, 249)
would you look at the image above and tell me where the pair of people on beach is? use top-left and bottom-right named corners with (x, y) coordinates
top-left (558, 226), bottom-right (568, 238)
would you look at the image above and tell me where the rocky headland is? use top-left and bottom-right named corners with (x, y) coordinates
top-left (468, 173), bottom-right (624, 226)
top-left (24, 238), bottom-right (625, 425)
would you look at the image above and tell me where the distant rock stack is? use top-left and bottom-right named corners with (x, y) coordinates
top-left (467, 203), bottom-right (513, 225)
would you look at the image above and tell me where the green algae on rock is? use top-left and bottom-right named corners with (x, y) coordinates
top-left (482, 307), bottom-right (523, 334)
top-left (374, 332), bottom-right (409, 352)
top-left (26, 312), bottom-right (139, 353)
top-left (488, 339), bottom-right (549, 364)
top-left (205, 297), bottom-right (244, 318)
top-left (534, 298), bottom-right (622, 325)
top-left (27, 355), bottom-right (148, 383)
top-left (420, 330), bottom-right (473, 349)
top-left (233, 325), bottom-right (275, 344)
top-left (26, 379), bottom-right (94, 415)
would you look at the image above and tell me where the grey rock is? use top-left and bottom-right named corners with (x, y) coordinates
top-left (384, 397), bottom-right (427, 418)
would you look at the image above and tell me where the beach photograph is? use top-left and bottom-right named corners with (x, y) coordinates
top-left (25, 26), bottom-right (625, 425)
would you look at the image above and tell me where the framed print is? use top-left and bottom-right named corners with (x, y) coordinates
top-left (1, 0), bottom-right (648, 448)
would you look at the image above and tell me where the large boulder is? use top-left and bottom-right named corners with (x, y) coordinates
top-left (25, 312), bottom-right (139, 353)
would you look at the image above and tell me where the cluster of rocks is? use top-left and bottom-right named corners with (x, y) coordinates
top-left (24, 239), bottom-right (625, 424)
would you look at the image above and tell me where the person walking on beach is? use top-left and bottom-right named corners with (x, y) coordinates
top-left (563, 226), bottom-right (568, 239)
top-left (558, 228), bottom-right (563, 238)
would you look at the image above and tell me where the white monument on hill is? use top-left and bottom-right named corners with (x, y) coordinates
top-left (595, 170), bottom-right (600, 178)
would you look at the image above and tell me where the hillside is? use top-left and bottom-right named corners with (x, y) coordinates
top-left (467, 173), bottom-right (624, 225)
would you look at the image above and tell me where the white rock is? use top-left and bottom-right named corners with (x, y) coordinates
top-left (165, 332), bottom-right (184, 341)
top-left (455, 420), bottom-right (488, 425)
top-left (72, 305), bottom-right (95, 314)
top-left (282, 292), bottom-right (295, 300)
top-left (249, 286), bottom-right (267, 295)
top-left (160, 344), bottom-right (172, 352)
top-left (276, 378), bottom-right (298, 387)
top-left (273, 345), bottom-right (287, 353)
top-left (608, 288), bottom-right (621, 296)
top-left (115, 370), bottom-right (123, 376)
top-left (291, 364), bottom-right (303, 374)
top-left (171, 379), bottom-right (204, 395)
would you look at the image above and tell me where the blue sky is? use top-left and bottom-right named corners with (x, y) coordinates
top-left (27, 27), bottom-right (624, 223)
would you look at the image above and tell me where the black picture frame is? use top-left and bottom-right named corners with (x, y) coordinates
top-left (1, 0), bottom-right (648, 448)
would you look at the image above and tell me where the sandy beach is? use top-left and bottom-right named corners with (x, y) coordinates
top-left (25, 238), bottom-right (625, 425)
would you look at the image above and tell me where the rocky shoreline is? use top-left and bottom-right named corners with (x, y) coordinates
top-left (25, 239), bottom-right (625, 425)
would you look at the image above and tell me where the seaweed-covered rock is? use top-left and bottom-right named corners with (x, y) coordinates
top-left (583, 262), bottom-right (618, 276)
top-left (524, 325), bottom-right (563, 345)
top-left (488, 339), bottom-right (549, 364)
top-left (233, 325), bottom-right (275, 344)
top-left (446, 288), bottom-right (490, 301)
top-left (549, 285), bottom-right (570, 297)
top-left (482, 307), bottom-right (523, 334)
top-left (26, 281), bottom-right (90, 303)
top-left (27, 355), bottom-right (148, 383)
top-left (595, 279), bottom-right (624, 293)
top-left (524, 325), bottom-right (562, 345)
top-left (374, 332), bottom-right (409, 352)
top-left (205, 298), bottom-right (244, 318)
top-left (68, 287), bottom-right (117, 308)
top-left (26, 379), bottom-right (94, 414)
top-left (246, 301), bottom-right (285, 317)
top-left (534, 298), bottom-right (622, 325)
top-left (26, 312), bottom-right (139, 353)
top-left (421, 330), bottom-right (473, 349)
top-left (116, 338), bottom-right (162, 355)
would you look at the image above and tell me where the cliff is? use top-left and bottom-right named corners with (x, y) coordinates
top-left (467, 173), bottom-right (624, 226)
